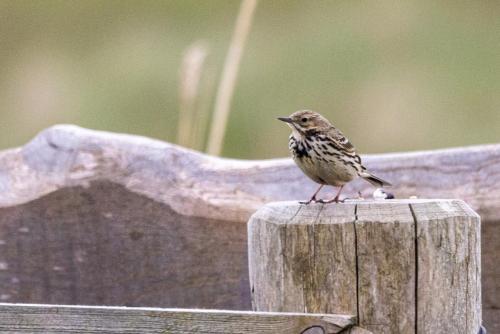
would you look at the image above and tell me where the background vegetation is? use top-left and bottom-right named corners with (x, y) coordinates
top-left (1, 1), bottom-right (499, 159)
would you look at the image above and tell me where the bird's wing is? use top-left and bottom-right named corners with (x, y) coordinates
top-left (327, 127), bottom-right (356, 154)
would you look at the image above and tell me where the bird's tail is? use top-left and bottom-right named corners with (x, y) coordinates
top-left (360, 172), bottom-right (392, 187)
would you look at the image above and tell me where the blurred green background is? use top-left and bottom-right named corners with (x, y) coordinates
top-left (1, 0), bottom-right (499, 159)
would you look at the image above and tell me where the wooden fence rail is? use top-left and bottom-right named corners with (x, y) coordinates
top-left (0, 303), bottom-right (357, 334)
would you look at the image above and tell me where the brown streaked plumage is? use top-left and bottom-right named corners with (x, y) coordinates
top-left (278, 110), bottom-right (392, 204)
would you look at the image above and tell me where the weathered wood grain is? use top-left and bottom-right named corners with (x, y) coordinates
top-left (0, 182), bottom-right (249, 309)
top-left (0, 125), bottom-right (496, 328)
top-left (2, 125), bottom-right (500, 222)
top-left (249, 202), bottom-right (357, 315)
top-left (0, 303), bottom-right (355, 333)
top-left (411, 200), bottom-right (481, 334)
top-left (250, 200), bottom-right (481, 334)
top-left (355, 202), bottom-right (415, 333)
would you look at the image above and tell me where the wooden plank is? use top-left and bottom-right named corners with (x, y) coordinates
top-left (0, 303), bottom-right (355, 334)
top-left (411, 200), bottom-right (481, 334)
top-left (0, 181), bottom-right (250, 310)
top-left (249, 202), bottom-right (357, 315)
top-left (355, 202), bottom-right (416, 334)
top-left (1, 125), bottom-right (499, 222)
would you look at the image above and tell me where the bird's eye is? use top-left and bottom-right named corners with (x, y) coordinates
top-left (301, 117), bottom-right (308, 123)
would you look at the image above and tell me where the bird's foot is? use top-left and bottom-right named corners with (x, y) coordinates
top-left (318, 196), bottom-right (344, 204)
top-left (299, 196), bottom-right (319, 205)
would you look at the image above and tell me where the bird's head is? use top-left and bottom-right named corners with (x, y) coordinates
top-left (277, 110), bottom-right (331, 134)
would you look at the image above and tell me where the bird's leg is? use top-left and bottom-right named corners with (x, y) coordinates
top-left (299, 184), bottom-right (324, 204)
top-left (321, 185), bottom-right (345, 203)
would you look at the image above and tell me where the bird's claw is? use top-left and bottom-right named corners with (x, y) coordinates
top-left (299, 197), bottom-right (319, 205)
top-left (300, 196), bottom-right (347, 204)
top-left (319, 197), bottom-right (344, 204)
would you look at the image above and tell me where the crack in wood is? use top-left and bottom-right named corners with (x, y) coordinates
top-left (409, 203), bottom-right (418, 334)
top-left (353, 204), bottom-right (360, 326)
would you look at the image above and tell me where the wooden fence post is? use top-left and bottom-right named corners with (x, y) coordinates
top-left (248, 199), bottom-right (481, 334)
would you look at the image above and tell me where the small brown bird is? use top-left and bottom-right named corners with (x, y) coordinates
top-left (278, 110), bottom-right (391, 204)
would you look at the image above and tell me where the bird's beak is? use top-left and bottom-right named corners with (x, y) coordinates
top-left (277, 117), bottom-right (293, 124)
